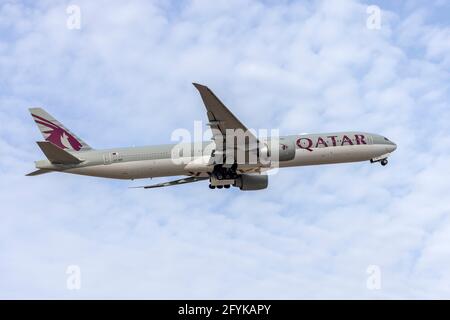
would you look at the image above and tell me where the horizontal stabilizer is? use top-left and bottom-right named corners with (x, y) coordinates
top-left (26, 169), bottom-right (53, 176)
top-left (36, 141), bottom-right (82, 164)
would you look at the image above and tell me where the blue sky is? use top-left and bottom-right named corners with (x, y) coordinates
top-left (0, 0), bottom-right (449, 298)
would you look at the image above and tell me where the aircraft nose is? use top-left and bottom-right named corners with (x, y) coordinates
top-left (389, 142), bottom-right (397, 152)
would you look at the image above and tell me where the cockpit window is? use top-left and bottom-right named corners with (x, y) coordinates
top-left (384, 137), bottom-right (390, 141)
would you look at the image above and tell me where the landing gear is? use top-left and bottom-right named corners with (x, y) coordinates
top-left (209, 183), bottom-right (231, 190)
top-left (208, 164), bottom-right (237, 190)
top-left (213, 164), bottom-right (237, 178)
top-left (370, 157), bottom-right (389, 166)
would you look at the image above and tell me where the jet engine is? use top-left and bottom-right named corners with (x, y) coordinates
top-left (234, 174), bottom-right (268, 190)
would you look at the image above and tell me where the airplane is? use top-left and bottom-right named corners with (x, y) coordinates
top-left (27, 83), bottom-right (397, 191)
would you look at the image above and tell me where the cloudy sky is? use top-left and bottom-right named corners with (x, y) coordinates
top-left (1, 0), bottom-right (449, 299)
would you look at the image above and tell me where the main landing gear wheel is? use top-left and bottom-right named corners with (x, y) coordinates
top-left (209, 183), bottom-right (231, 190)
top-left (381, 159), bottom-right (388, 166)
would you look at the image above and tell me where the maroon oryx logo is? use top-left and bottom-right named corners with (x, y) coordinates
top-left (32, 114), bottom-right (82, 151)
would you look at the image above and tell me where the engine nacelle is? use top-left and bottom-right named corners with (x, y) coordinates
top-left (234, 174), bottom-right (268, 191)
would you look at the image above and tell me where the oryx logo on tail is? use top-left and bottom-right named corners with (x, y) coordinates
top-left (32, 113), bottom-right (82, 150)
top-left (29, 107), bottom-right (92, 151)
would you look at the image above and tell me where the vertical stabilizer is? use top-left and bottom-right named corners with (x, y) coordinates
top-left (29, 108), bottom-right (92, 151)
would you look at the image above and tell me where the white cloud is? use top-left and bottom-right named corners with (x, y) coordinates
top-left (0, 0), bottom-right (450, 298)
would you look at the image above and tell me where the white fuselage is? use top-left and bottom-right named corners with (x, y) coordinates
top-left (35, 132), bottom-right (397, 180)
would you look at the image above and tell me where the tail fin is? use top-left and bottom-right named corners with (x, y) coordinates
top-left (29, 108), bottom-right (92, 151)
top-left (36, 141), bottom-right (82, 164)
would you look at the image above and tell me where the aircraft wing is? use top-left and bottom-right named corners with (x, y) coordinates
top-left (26, 169), bottom-right (53, 176)
top-left (130, 176), bottom-right (208, 189)
top-left (193, 83), bottom-right (259, 157)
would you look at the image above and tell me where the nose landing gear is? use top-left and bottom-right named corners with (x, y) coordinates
top-left (371, 157), bottom-right (389, 166)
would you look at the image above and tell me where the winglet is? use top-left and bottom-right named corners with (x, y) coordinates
top-left (192, 82), bottom-right (207, 90)
top-left (36, 141), bottom-right (82, 164)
